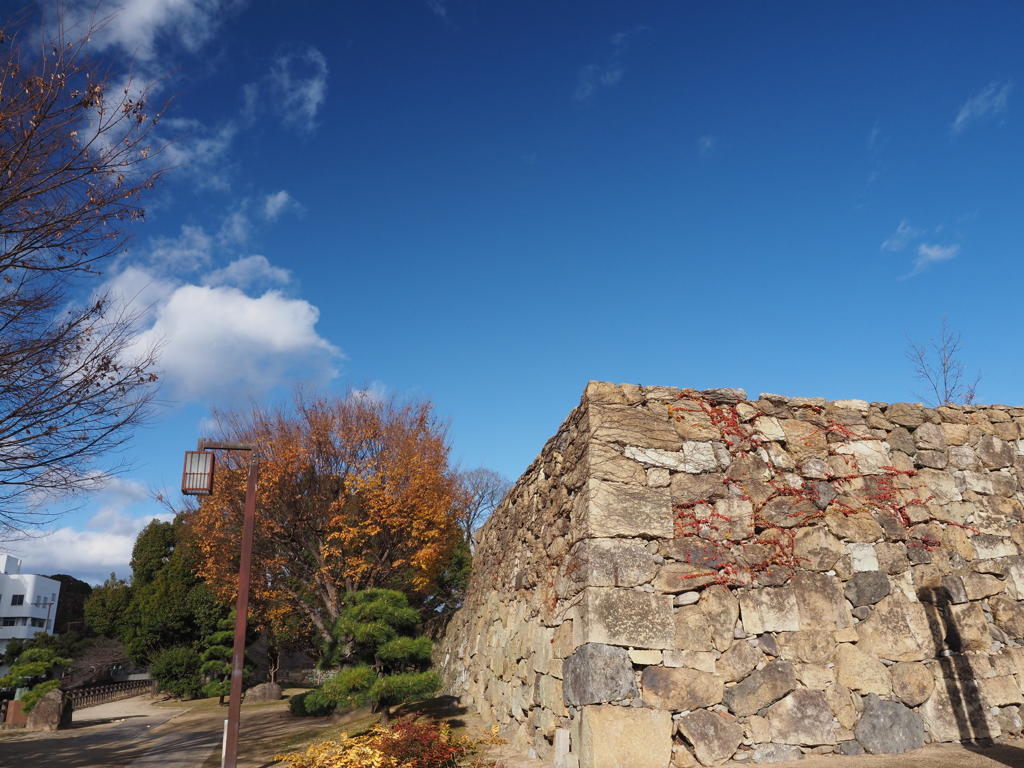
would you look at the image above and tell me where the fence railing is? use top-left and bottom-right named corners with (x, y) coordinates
top-left (67, 680), bottom-right (151, 709)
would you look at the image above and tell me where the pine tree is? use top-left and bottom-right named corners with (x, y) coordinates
top-left (199, 611), bottom-right (253, 705)
top-left (319, 589), bottom-right (441, 723)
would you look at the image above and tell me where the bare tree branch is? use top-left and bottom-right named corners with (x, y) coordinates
top-left (905, 315), bottom-right (981, 407)
top-left (455, 467), bottom-right (512, 545)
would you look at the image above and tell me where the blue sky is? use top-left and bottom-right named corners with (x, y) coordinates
top-left (5, 1), bottom-right (1024, 583)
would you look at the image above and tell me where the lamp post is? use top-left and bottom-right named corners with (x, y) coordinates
top-left (182, 439), bottom-right (259, 768)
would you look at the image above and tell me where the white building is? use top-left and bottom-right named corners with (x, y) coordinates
top-left (0, 554), bottom-right (61, 659)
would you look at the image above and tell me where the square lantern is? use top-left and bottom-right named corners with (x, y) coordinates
top-left (182, 450), bottom-right (215, 495)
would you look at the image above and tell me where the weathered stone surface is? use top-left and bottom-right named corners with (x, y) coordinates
top-left (675, 605), bottom-right (715, 651)
top-left (915, 468), bottom-right (962, 505)
top-left (571, 539), bottom-right (659, 588)
top-left (678, 709), bottom-right (744, 767)
top-left (700, 585), bottom-right (739, 651)
top-left (589, 442), bottom-right (647, 484)
top-left (624, 443), bottom-right (718, 474)
top-left (716, 640), bottom-right (762, 682)
top-left (997, 706), bottom-right (1024, 736)
top-left (767, 689), bottom-right (835, 746)
top-left (793, 526), bottom-right (843, 571)
top-left (24, 690), bottom-right (72, 732)
top-left (579, 705), bottom-right (673, 768)
top-left (845, 571), bottom-right (890, 606)
top-left (825, 683), bottom-right (859, 730)
top-left (779, 419), bottom-right (828, 462)
top-left (886, 403), bottom-right (927, 428)
top-left (655, 562), bottom-right (720, 593)
top-left (723, 660), bottom-right (797, 717)
top-left (775, 631), bottom-right (834, 665)
top-left (856, 592), bottom-right (926, 662)
top-left (737, 587), bottom-right (799, 635)
top-left (576, 588), bottom-right (675, 649)
top-left (641, 666), bottom-right (723, 711)
top-left (628, 649), bottom-right (663, 665)
top-left (792, 572), bottom-right (852, 631)
top-left (590, 403), bottom-right (683, 450)
top-left (978, 434), bottom-right (1016, 469)
top-left (991, 596), bottom-right (1024, 638)
top-left (824, 510), bottom-right (884, 542)
top-left (875, 542), bottom-right (911, 574)
top-left (670, 472), bottom-right (728, 505)
top-left (920, 682), bottom-right (1001, 742)
top-left (914, 423), bottom-right (947, 451)
top-left (578, 479), bottom-right (674, 539)
top-left (980, 675), bottom-right (1024, 707)
top-left (751, 744), bottom-right (803, 763)
top-left (795, 663), bottom-right (835, 690)
top-left (835, 440), bottom-right (892, 475)
top-left (947, 602), bottom-right (991, 652)
top-left (243, 682), bottom-right (282, 704)
top-left (964, 572), bottom-right (1005, 600)
top-left (834, 643), bottom-right (891, 696)
top-left (664, 649), bottom-right (717, 672)
top-left (891, 662), bottom-right (934, 707)
top-left (855, 694), bottom-right (925, 755)
top-left (562, 644), bottom-right (637, 705)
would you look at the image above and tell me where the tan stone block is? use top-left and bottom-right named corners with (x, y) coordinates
top-left (588, 442), bottom-right (646, 485)
top-left (856, 592), bottom-right (927, 662)
top-left (775, 631), bottom-right (835, 665)
top-left (628, 649), bottom-right (663, 666)
top-left (834, 643), bottom-right (891, 696)
top-left (579, 705), bottom-right (673, 768)
top-left (576, 587), bottom-right (675, 650)
top-left (824, 510), bottom-right (884, 542)
top-left (779, 419), bottom-right (828, 461)
top-left (981, 676), bottom-right (1024, 708)
top-left (793, 572), bottom-right (853, 631)
top-left (716, 641), bottom-right (761, 682)
top-left (948, 602), bottom-right (991, 652)
top-left (664, 650), bottom-right (717, 673)
top-left (570, 538), bottom-right (659, 589)
top-left (824, 683), bottom-right (859, 730)
top-left (768, 689), bottom-right (836, 746)
top-left (964, 572), bottom-right (1006, 600)
top-left (654, 562), bottom-right (720, 593)
top-left (675, 605), bottom-right (714, 652)
top-left (700, 585), bottom-right (739, 652)
top-left (745, 714), bottom-right (771, 743)
top-left (641, 666), bottom-right (723, 711)
top-left (794, 525), bottom-right (843, 571)
top-left (575, 479), bottom-right (674, 540)
top-left (891, 662), bottom-right (934, 707)
top-left (737, 587), bottom-right (799, 635)
top-left (795, 663), bottom-right (835, 690)
top-left (590, 402), bottom-right (683, 450)
top-left (921, 683), bottom-right (1001, 742)
top-left (677, 709), bottom-right (744, 767)
top-left (552, 620), bottom-right (574, 658)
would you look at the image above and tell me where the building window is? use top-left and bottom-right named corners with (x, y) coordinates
top-left (1, 617), bottom-right (15, 626)
top-left (11, 594), bottom-right (24, 606)
top-left (30, 618), bottom-right (45, 628)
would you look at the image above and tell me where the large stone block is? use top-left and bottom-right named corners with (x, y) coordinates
top-left (641, 666), bottom-right (723, 711)
top-left (991, 596), bottom-right (1024, 638)
top-left (792, 572), bottom-right (852, 631)
top-left (569, 538), bottom-right (659, 588)
top-left (675, 605), bottom-right (715, 651)
top-left (562, 644), bottom-right (637, 705)
top-left (891, 662), bottom-right (934, 707)
top-left (774, 631), bottom-right (834, 665)
top-left (623, 443), bottom-right (719, 474)
top-left (834, 643), bottom-right (891, 696)
top-left (793, 525), bottom-right (843, 571)
top-left (588, 442), bottom-right (647, 485)
top-left (24, 690), bottom-right (72, 732)
top-left (723, 660), bottom-right (797, 717)
top-left (716, 640), bottom-right (762, 682)
top-left (243, 682), bottom-right (282, 704)
top-left (655, 562), bottom-right (720, 593)
top-left (855, 694), bottom-right (925, 754)
top-left (700, 585), bottom-right (739, 651)
top-left (947, 602), bottom-right (991, 652)
top-left (575, 479), bottom-right (674, 539)
top-left (579, 705), bottom-right (673, 768)
top-left (678, 709), bottom-right (744, 767)
top-left (590, 403), bottom-right (683, 451)
top-left (920, 682), bottom-right (1001, 742)
top-left (767, 689), bottom-right (835, 746)
top-left (855, 592), bottom-right (927, 662)
top-left (737, 587), bottom-right (799, 635)
top-left (575, 587), bottom-right (674, 650)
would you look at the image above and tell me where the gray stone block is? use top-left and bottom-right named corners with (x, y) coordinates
top-left (855, 694), bottom-right (925, 754)
top-left (575, 587), bottom-right (674, 650)
top-left (562, 644), bottom-right (637, 706)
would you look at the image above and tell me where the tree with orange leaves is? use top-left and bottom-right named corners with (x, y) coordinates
top-left (181, 389), bottom-right (463, 645)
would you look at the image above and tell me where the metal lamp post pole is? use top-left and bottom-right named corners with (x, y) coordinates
top-left (186, 439), bottom-right (259, 768)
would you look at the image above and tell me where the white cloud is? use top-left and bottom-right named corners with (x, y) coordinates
top-left (881, 219), bottom-right (921, 252)
top-left (4, 477), bottom-right (170, 584)
top-left (217, 210), bottom-right (251, 245)
top-left (262, 190), bottom-right (297, 221)
top-left (161, 118), bottom-right (240, 190)
top-left (426, 0), bottom-right (446, 18)
top-left (573, 28), bottom-right (647, 102)
top-left (952, 79), bottom-right (1013, 135)
top-left (202, 255), bottom-right (290, 289)
top-left (903, 243), bottom-right (960, 279)
top-left (699, 135), bottom-right (717, 157)
top-left (245, 48), bottom-right (329, 134)
top-left (67, 0), bottom-right (246, 62)
top-left (147, 225), bottom-right (214, 271)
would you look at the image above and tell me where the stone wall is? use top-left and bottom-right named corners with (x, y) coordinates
top-left (436, 382), bottom-right (1024, 767)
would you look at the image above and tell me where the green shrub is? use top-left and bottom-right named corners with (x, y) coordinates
top-left (20, 679), bottom-right (62, 714)
top-left (288, 689), bottom-right (337, 717)
top-left (150, 646), bottom-right (203, 699)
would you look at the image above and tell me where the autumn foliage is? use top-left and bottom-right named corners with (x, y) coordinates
top-left (182, 390), bottom-right (463, 644)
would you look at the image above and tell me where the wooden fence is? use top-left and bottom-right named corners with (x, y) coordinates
top-left (67, 679), bottom-right (151, 709)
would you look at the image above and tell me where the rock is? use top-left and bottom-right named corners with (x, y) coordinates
top-left (990, 596), bottom-right (1024, 638)
top-left (891, 662), bottom-right (934, 707)
top-left (716, 639), bottom-right (762, 682)
top-left (751, 743), bottom-right (803, 763)
top-left (914, 469), bottom-right (962, 505)
top-left (737, 587), bottom-right (799, 635)
top-left (824, 684), bottom-right (859, 730)
top-left (641, 666), bottom-right (723, 712)
top-left (676, 606), bottom-right (715, 651)
top-left (589, 442), bottom-right (647, 484)
top-left (875, 543), bottom-right (911, 574)
top-left (628, 649), bottom-right (663, 666)
top-left (571, 539), bottom-right (659, 588)
top-left (855, 694), bottom-right (925, 755)
top-left (779, 420), bottom-right (828, 462)
top-left (24, 689), bottom-right (72, 732)
top-left (562, 644), bottom-right (638, 705)
top-left (980, 676), bottom-right (1024, 707)
top-left (703, 387), bottom-right (747, 405)
top-left (579, 705), bottom-right (673, 768)
top-left (886, 403), bottom-right (927, 428)
top-left (671, 473), bottom-right (728, 506)
top-left (244, 682), bottom-right (282, 704)
top-left (834, 440), bottom-right (892, 475)
top-left (656, 563), bottom-right (721, 593)
top-left (847, 542), bottom-right (880, 572)
top-left (745, 714), bottom-right (772, 743)
top-left (824, 510), bottom-right (884, 543)
top-left (723, 660), bottom-right (797, 717)
top-left (700, 585), bottom-right (739, 651)
top-left (792, 572), bottom-right (852, 631)
top-left (915, 450), bottom-right (948, 469)
top-left (577, 479), bottom-right (675, 539)
top-left (590, 403), bottom-right (683, 451)
top-left (940, 575), bottom-right (968, 604)
top-left (920, 682), bottom-right (1001, 742)
top-left (855, 592), bottom-right (926, 662)
top-left (996, 706), bottom-right (1023, 736)
top-left (963, 572), bottom-right (1005, 601)
top-left (664, 650), bottom-right (717, 673)
top-left (947, 602), bottom-right (991, 652)
top-left (678, 709), bottom-right (744, 767)
top-left (844, 571), bottom-right (890, 607)
top-left (767, 689), bottom-right (835, 746)
top-left (577, 587), bottom-right (675, 649)
top-left (624, 444), bottom-right (719, 474)
top-left (793, 526), bottom-right (843, 571)
top-left (914, 423), bottom-right (947, 451)
top-left (795, 663), bottom-right (835, 690)
top-left (838, 740), bottom-right (865, 756)
top-left (834, 643), bottom-right (891, 696)
top-left (774, 631), bottom-right (834, 665)
top-left (978, 435), bottom-right (1015, 469)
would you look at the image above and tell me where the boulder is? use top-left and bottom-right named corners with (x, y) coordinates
top-left (716, 640), bottom-right (762, 683)
top-left (855, 592), bottom-right (926, 662)
top-left (678, 709), bottom-right (744, 766)
top-left (844, 571), bottom-right (890, 607)
top-left (767, 689), bottom-right (835, 746)
top-left (579, 705), bottom-right (672, 768)
top-left (834, 643), bottom-right (891, 697)
top-left (723, 660), bottom-right (797, 717)
top-left (793, 526), bottom-right (843, 571)
top-left (563, 644), bottom-right (638, 705)
top-left (576, 587), bottom-right (675, 649)
top-left (641, 666), bottom-right (722, 712)
top-left (890, 662), bottom-right (934, 707)
top-left (25, 689), bottom-right (73, 732)
top-left (244, 682), bottom-right (282, 704)
top-left (792, 572), bottom-right (852, 631)
top-left (854, 694), bottom-right (925, 754)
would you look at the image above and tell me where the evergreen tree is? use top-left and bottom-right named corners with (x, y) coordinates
top-left (319, 589), bottom-right (441, 723)
top-left (199, 611), bottom-right (254, 705)
top-left (0, 648), bottom-right (72, 713)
